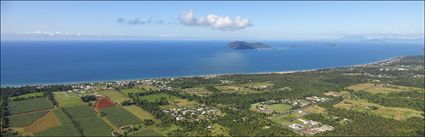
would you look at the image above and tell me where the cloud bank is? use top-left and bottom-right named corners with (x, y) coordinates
top-left (178, 10), bottom-right (252, 31)
top-left (117, 17), bottom-right (165, 25)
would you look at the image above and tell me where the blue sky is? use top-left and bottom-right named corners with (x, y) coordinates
top-left (1, 1), bottom-right (424, 40)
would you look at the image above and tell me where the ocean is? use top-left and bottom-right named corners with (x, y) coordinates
top-left (1, 40), bottom-right (423, 86)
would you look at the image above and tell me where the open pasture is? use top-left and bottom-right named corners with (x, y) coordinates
top-left (303, 105), bottom-right (326, 114)
top-left (346, 83), bottom-right (421, 94)
top-left (121, 85), bottom-right (160, 94)
top-left (269, 113), bottom-right (303, 125)
top-left (159, 99), bottom-right (199, 110)
top-left (9, 97), bottom-right (53, 115)
top-left (128, 128), bottom-right (164, 136)
top-left (100, 106), bottom-right (143, 127)
top-left (216, 85), bottom-right (260, 94)
top-left (334, 99), bottom-right (423, 121)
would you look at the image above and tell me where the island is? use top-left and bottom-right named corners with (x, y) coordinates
top-left (228, 41), bottom-right (271, 49)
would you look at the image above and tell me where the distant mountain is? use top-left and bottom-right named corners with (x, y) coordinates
top-left (228, 41), bottom-right (271, 50)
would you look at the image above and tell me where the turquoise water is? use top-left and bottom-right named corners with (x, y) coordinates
top-left (1, 40), bottom-right (423, 86)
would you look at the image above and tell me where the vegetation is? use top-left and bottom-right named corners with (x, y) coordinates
top-left (100, 106), bottom-right (143, 127)
top-left (8, 111), bottom-right (48, 127)
top-left (63, 105), bottom-right (97, 118)
top-left (9, 97), bottom-right (53, 115)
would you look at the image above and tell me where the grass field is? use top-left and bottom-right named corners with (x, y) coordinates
top-left (211, 123), bottom-right (230, 136)
top-left (75, 117), bottom-right (113, 136)
top-left (267, 104), bottom-right (293, 113)
top-left (128, 128), bottom-right (164, 136)
top-left (63, 105), bottom-right (97, 118)
top-left (8, 111), bottom-right (48, 127)
top-left (241, 82), bottom-right (274, 88)
top-left (9, 97), bottom-right (53, 115)
top-left (346, 83), bottom-right (422, 94)
top-left (182, 87), bottom-right (213, 97)
top-left (123, 105), bottom-right (156, 121)
top-left (26, 110), bottom-right (61, 133)
top-left (35, 109), bottom-right (82, 136)
top-left (54, 92), bottom-right (84, 107)
top-left (303, 105), bottom-right (326, 114)
top-left (121, 85), bottom-right (160, 94)
top-left (334, 99), bottom-right (423, 121)
top-left (138, 93), bottom-right (179, 102)
top-left (100, 106), bottom-right (143, 127)
top-left (9, 92), bottom-right (44, 101)
top-left (216, 85), bottom-right (260, 94)
top-left (98, 90), bottom-right (131, 103)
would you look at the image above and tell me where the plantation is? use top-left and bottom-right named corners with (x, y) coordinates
top-left (9, 97), bottom-right (53, 115)
top-left (8, 111), bottom-right (48, 127)
top-left (53, 91), bottom-right (84, 107)
top-left (35, 109), bottom-right (82, 136)
top-left (75, 117), bottom-right (113, 136)
top-left (100, 106), bottom-right (143, 127)
top-left (63, 105), bottom-right (97, 118)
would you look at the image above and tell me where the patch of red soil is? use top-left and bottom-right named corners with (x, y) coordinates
top-left (94, 96), bottom-right (117, 111)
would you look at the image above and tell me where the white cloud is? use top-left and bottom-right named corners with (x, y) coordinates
top-left (178, 10), bottom-right (252, 31)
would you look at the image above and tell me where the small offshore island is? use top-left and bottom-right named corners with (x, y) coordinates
top-left (228, 41), bottom-right (271, 50)
top-left (1, 55), bottom-right (424, 136)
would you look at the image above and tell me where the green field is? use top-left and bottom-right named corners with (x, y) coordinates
top-left (269, 113), bottom-right (303, 125)
top-left (123, 105), bottom-right (156, 121)
top-left (98, 90), bottom-right (131, 103)
top-left (63, 105), bottom-right (97, 118)
top-left (346, 83), bottom-right (423, 94)
top-left (54, 92), bottom-right (84, 107)
top-left (211, 124), bottom-right (231, 136)
top-left (138, 93), bottom-right (178, 102)
top-left (100, 106), bottom-right (143, 127)
top-left (35, 109), bottom-right (82, 136)
top-left (267, 104), bottom-right (292, 113)
top-left (182, 87), bottom-right (213, 97)
top-left (8, 111), bottom-right (48, 127)
top-left (75, 117), bottom-right (113, 136)
top-left (9, 97), bottom-right (54, 115)
top-left (128, 129), bottom-right (164, 136)
top-left (121, 85), bottom-right (160, 94)
top-left (9, 92), bottom-right (44, 101)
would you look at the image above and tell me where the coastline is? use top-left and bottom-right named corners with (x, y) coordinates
top-left (0, 56), bottom-right (404, 88)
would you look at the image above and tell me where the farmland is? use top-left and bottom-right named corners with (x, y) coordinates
top-left (182, 87), bottom-right (213, 97)
top-left (123, 105), bottom-right (156, 121)
top-left (138, 93), bottom-right (179, 102)
top-left (34, 109), bottom-right (82, 136)
top-left (128, 128), bottom-right (164, 137)
top-left (159, 99), bottom-right (199, 110)
top-left (26, 111), bottom-right (61, 133)
top-left (120, 85), bottom-right (160, 94)
top-left (346, 83), bottom-right (419, 94)
top-left (98, 90), bottom-right (131, 103)
top-left (93, 96), bottom-right (117, 111)
top-left (100, 106), bottom-right (143, 127)
top-left (8, 111), bottom-right (48, 127)
top-left (9, 92), bottom-right (44, 101)
top-left (53, 92), bottom-right (84, 107)
top-left (63, 105), bottom-right (97, 118)
top-left (9, 97), bottom-right (53, 115)
top-left (267, 104), bottom-right (293, 113)
top-left (74, 117), bottom-right (113, 136)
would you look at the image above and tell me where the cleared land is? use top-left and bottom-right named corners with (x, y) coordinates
top-left (100, 106), bottom-right (143, 127)
top-left (26, 110), bottom-right (61, 133)
top-left (9, 97), bottom-right (53, 115)
top-left (121, 85), bottom-right (160, 94)
top-left (75, 117), bottom-right (113, 136)
top-left (269, 113), bottom-right (303, 125)
top-left (8, 111), bottom-right (48, 127)
top-left (334, 99), bottom-right (423, 121)
top-left (54, 92), bottom-right (84, 107)
top-left (123, 105), bottom-right (156, 121)
top-left (182, 87), bottom-right (214, 97)
top-left (98, 90), bottom-right (131, 103)
top-left (63, 105), bottom-right (97, 118)
top-left (211, 123), bottom-right (231, 136)
top-left (159, 99), bottom-right (199, 110)
top-left (94, 96), bottom-right (117, 111)
top-left (34, 109), bottom-right (82, 136)
top-left (346, 83), bottom-right (423, 94)
top-left (128, 129), bottom-right (164, 137)
top-left (303, 105), bottom-right (326, 114)
top-left (250, 103), bottom-right (292, 113)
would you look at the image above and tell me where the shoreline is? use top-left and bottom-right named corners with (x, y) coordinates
top-left (0, 56), bottom-right (404, 88)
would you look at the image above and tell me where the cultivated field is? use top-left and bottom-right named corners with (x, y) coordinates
top-left (250, 103), bottom-right (292, 113)
top-left (75, 117), bottom-right (113, 136)
top-left (94, 96), bottom-right (117, 111)
top-left (98, 90), bottom-right (131, 103)
top-left (8, 111), bottom-right (48, 127)
top-left (182, 87), bottom-right (214, 97)
top-left (26, 110), bottom-right (61, 133)
top-left (9, 92), bottom-right (44, 101)
top-left (100, 106), bottom-right (143, 127)
top-left (123, 105), bottom-right (156, 121)
top-left (128, 128), bottom-right (164, 136)
top-left (269, 113), bottom-right (303, 125)
top-left (53, 91), bottom-right (84, 107)
top-left (159, 99), bottom-right (199, 110)
top-left (63, 105), bottom-right (97, 118)
top-left (9, 97), bottom-right (53, 115)
top-left (138, 93), bottom-right (179, 102)
top-left (216, 85), bottom-right (260, 94)
top-left (303, 105), bottom-right (326, 114)
top-left (121, 85), bottom-right (160, 94)
top-left (35, 109), bottom-right (82, 136)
